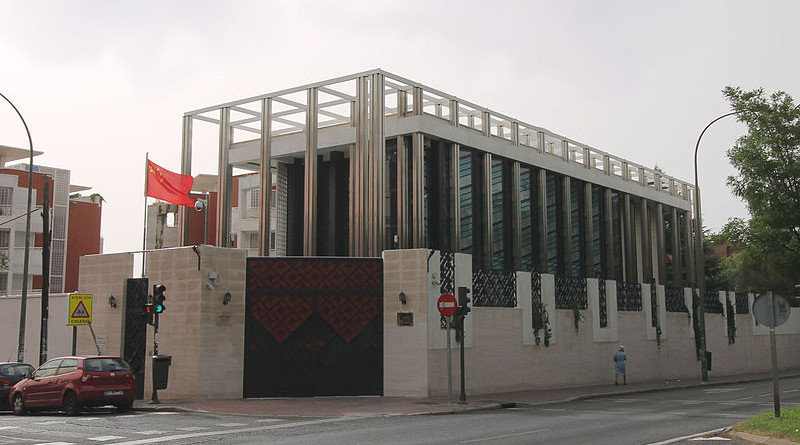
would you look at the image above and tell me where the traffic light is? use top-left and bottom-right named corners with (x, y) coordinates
top-left (153, 284), bottom-right (166, 313)
top-left (457, 286), bottom-right (471, 315)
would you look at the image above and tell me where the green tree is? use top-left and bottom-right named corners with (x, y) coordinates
top-left (720, 87), bottom-right (800, 298)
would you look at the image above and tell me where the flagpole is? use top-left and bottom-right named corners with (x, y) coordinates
top-left (142, 152), bottom-right (148, 278)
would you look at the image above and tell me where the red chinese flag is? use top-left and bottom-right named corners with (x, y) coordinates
top-left (146, 160), bottom-right (195, 206)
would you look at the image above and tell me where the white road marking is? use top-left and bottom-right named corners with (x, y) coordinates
top-left (216, 423), bottom-right (247, 427)
top-left (703, 387), bottom-right (744, 393)
top-left (33, 442), bottom-right (74, 445)
top-left (255, 418), bottom-right (281, 423)
top-left (461, 428), bottom-right (549, 444)
top-left (643, 427), bottom-right (725, 445)
top-left (0, 426), bottom-right (19, 430)
top-left (785, 389), bottom-right (799, 393)
top-left (98, 416), bottom-right (354, 445)
top-left (175, 427), bottom-right (208, 431)
top-left (35, 421), bottom-right (67, 425)
top-left (133, 431), bottom-right (163, 435)
top-left (152, 412), bottom-right (177, 415)
top-left (539, 408), bottom-right (566, 411)
top-left (87, 436), bottom-right (125, 442)
top-left (690, 437), bottom-right (730, 441)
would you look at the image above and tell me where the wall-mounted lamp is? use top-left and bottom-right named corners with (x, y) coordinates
top-left (108, 295), bottom-right (117, 308)
top-left (222, 292), bottom-right (232, 305)
top-left (398, 290), bottom-right (407, 305)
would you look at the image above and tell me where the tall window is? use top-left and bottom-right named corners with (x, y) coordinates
top-left (519, 166), bottom-right (534, 271)
top-left (491, 158), bottom-right (504, 269)
top-left (458, 148), bottom-right (473, 254)
top-left (569, 180), bottom-right (584, 277)
top-left (545, 173), bottom-right (560, 275)
top-left (0, 187), bottom-right (11, 216)
top-left (591, 186), bottom-right (604, 277)
top-left (0, 229), bottom-right (9, 249)
top-left (248, 189), bottom-right (260, 209)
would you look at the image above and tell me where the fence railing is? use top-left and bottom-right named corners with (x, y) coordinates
top-left (555, 276), bottom-right (587, 309)
top-left (617, 282), bottom-right (642, 311)
top-left (473, 269), bottom-right (517, 307)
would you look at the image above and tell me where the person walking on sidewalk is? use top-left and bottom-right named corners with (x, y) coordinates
top-left (614, 345), bottom-right (627, 385)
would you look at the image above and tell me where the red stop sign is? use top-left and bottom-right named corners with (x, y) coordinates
top-left (437, 293), bottom-right (458, 317)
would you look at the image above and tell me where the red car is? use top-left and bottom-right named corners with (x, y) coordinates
top-left (9, 356), bottom-right (136, 415)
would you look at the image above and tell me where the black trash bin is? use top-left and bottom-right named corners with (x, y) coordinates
top-left (705, 351), bottom-right (712, 372)
top-left (152, 355), bottom-right (172, 390)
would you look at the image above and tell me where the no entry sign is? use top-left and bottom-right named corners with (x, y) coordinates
top-left (437, 293), bottom-right (458, 317)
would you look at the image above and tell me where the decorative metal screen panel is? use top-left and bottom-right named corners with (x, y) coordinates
top-left (440, 251), bottom-right (455, 295)
top-left (531, 270), bottom-right (542, 302)
top-left (735, 292), bottom-right (749, 314)
top-left (555, 276), bottom-right (587, 309)
top-left (704, 289), bottom-right (724, 313)
top-left (473, 269), bottom-right (517, 307)
top-left (650, 278), bottom-right (658, 327)
top-left (617, 282), bottom-right (642, 311)
top-left (123, 278), bottom-right (148, 400)
top-left (665, 286), bottom-right (687, 312)
top-left (598, 277), bottom-right (607, 327)
top-left (245, 257), bottom-right (383, 397)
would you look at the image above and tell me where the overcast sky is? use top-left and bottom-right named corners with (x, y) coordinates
top-left (1, 0), bottom-right (797, 254)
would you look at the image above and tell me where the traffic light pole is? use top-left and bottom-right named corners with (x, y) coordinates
top-left (458, 319), bottom-right (466, 404)
top-left (150, 312), bottom-right (160, 404)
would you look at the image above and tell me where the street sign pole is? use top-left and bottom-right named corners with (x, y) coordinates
top-left (151, 312), bottom-right (160, 404)
top-left (769, 292), bottom-right (780, 418)
top-left (446, 317), bottom-right (452, 402)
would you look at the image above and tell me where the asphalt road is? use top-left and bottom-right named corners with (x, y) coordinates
top-left (0, 377), bottom-right (797, 444)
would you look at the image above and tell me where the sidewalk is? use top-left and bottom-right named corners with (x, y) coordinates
top-left (133, 369), bottom-right (800, 418)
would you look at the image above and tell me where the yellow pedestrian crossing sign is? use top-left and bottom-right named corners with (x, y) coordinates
top-left (68, 294), bottom-right (93, 325)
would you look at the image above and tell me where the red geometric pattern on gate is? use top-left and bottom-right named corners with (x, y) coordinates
top-left (248, 258), bottom-right (382, 292)
top-left (249, 294), bottom-right (311, 343)
top-left (318, 295), bottom-right (378, 343)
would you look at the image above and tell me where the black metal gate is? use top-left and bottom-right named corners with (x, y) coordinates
top-left (244, 257), bottom-right (383, 397)
top-left (123, 278), bottom-right (148, 400)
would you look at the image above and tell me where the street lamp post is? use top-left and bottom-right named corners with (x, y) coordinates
top-left (693, 111), bottom-right (737, 381)
top-left (0, 91), bottom-right (35, 364)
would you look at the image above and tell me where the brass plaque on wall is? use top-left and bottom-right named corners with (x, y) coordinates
top-left (397, 312), bottom-right (414, 326)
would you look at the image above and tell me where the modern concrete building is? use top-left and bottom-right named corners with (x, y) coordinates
top-left (178, 69), bottom-right (695, 286)
top-left (0, 145), bottom-right (102, 295)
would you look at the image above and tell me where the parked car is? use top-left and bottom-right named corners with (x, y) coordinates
top-left (9, 356), bottom-right (136, 415)
top-left (0, 362), bottom-right (35, 410)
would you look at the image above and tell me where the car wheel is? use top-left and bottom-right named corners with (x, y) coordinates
top-left (12, 394), bottom-right (27, 416)
top-left (62, 392), bottom-right (81, 416)
top-left (116, 399), bottom-right (133, 413)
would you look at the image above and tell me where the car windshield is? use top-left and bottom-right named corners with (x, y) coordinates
top-left (83, 358), bottom-right (131, 372)
top-left (0, 364), bottom-right (33, 376)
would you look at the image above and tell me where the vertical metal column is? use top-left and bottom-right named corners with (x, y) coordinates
top-left (482, 152), bottom-right (493, 269)
top-left (304, 88), bottom-right (318, 256)
top-left (623, 194), bottom-right (635, 282)
top-left (217, 108), bottom-right (232, 247)
top-left (411, 133), bottom-right (425, 248)
top-left (511, 161), bottom-right (522, 270)
top-left (369, 73), bottom-right (385, 256)
top-left (451, 143), bottom-right (461, 252)
top-left (350, 77), bottom-right (369, 256)
top-left (584, 182), bottom-right (594, 277)
top-left (258, 98), bottom-right (272, 256)
top-left (604, 188), bottom-right (615, 278)
top-left (671, 207), bottom-right (682, 287)
top-left (562, 176), bottom-right (572, 276)
top-left (397, 136), bottom-right (409, 249)
top-left (656, 203), bottom-right (666, 284)
top-left (684, 209), bottom-right (695, 286)
top-left (537, 169), bottom-right (548, 271)
top-left (641, 198), bottom-right (653, 281)
top-left (179, 115), bottom-right (193, 246)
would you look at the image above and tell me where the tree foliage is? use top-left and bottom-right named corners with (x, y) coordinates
top-left (718, 87), bottom-right (800, 297)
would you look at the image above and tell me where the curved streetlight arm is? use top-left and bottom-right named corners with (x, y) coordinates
top-left (0, 92), bottom-right (35, 364)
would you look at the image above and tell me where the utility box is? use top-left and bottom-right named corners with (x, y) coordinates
top-left (152, 355), bottom-right (172, 390)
